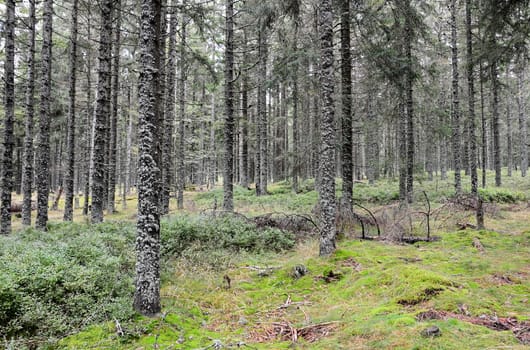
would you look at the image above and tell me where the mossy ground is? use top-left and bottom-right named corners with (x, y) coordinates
top-left (10, 170), bottom-right (530, 349)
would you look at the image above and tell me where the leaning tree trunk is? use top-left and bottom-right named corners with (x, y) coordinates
top-left (340, 0), bottom-right (352, 208)
top-left (223, 0), bottom-right (235, 211)
top-left (36, 0), bottom-right (54, 231)
top-left (134, 0), bottom-right (162, 317)
top-left (450, 0), bottom-right (462, 195)
top-left (21, 0), bottom-right (37, 226)
top-left (107, 0), bottom-right (122, 215)
top-left (63, 0), bottom-right (79, 221)
top-left (517, 63), bottom-right (528, 177)
top-left (0, 0), bottom-right (16, 235)
top-left (91, 0), bottom-right (113, 223)
top-left (318, 0), bottom-right (336, 256)
top-left (465, 0), bottom-right (478, 195)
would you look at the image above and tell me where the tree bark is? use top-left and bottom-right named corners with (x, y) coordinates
top-left (257, 23), bottom-right (269, 196)
top-left (108, 0), bottom-right (122, 215)
top-left (161, 0), bottom-right (178, 214)
top-left (21, 0), bottom-right (37, 226)
top-left (36, 0), bottom-right (54, 231)
top-left (91, 0), bottom-right (114, 223)
top-left (450, 0), bottom-right (462, 195)
top-left (491, 60), bottom-right (501, 187)
top-left (134, 0), bottom-right (162, 317)
top-left (0, 0), bottom-right (16, 234)
top-left (340, 0), bottom-right (352, 207)
top-left (223, 0), bottom-right (235, 211)
top-left (177, 0), bottom-right (187, 210)
top-left (64, 0), bottom-right (79, 221)
top-left (517, 63), bottom-right (528, 177)
top-left (318, 0), bottom-right (336, 256)
top-left (465, 0), bottom-right (478, 195)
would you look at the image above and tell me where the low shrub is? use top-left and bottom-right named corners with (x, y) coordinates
top-left (161, 214), bottom-right (295, 263)
top-left (0, 223), bottom-right (136, 345)
top-left (478, 188), bottom-right (526, 203)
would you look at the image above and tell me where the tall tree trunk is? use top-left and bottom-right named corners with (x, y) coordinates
top-left (292, 27), bottom-right (300, 194)
top-left (506, 101), bottom-right (513, 177)
top-left (64, 0), bottom-right (79, 221)
top-left (491, 60), bottom-right (501, 187)
top-left (340, 0), bottom-right (352, 207)
top-left (36, 0), bottom-right (54, 231)
top-left (108, 0), bottom-right (122, 214)
top-left (161, 0), bottom-right (178, 214)
top-left (257, 24), bottom-right (268, 196)
top-left (517, 63), bottom-right (528, 177)
top-left (83, 15), bottom-right (93, 216)
top-left (91, 0), bottom-right (113, 223)
top-left (465, 0), bottom-right (478, 195)
top-left (135, 0), bottom-right (162, 317)
top-left (0, 0), bottom-right (16, 234)
top-left (318, 0), bottom-right (336, 256)
top-left (125, 85), bottom-right (133, 196)
top-left (177, 0), bottom-right (187, 210)
top-left (223, 0), bottom-right (235, 211)
top-left (240, 40), bottom-right (249, 189)
top-left (398, 94), bottom-right (407, 200)
top-left (404, 2), bottom-right (414, 203)
top-left (480, 59), bottom-right (487, 188)
top-left (21, 0), bottom-right (37, 226)
top-left (450, 0), bottom-right (462, 195)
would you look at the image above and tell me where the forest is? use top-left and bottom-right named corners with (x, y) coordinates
top-left (0, 0), bottom-right (529, 348)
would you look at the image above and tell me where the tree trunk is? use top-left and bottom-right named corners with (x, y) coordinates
top-left (480, 59), bottom-right (487, 188)
top-left (240, 35), bottom-right (249, 189)
top-left (450, 0), bottom-right (462, 195)
top-left (318, 0), bottom-right (336, 256)
top-left (340, 0), bottom-right (352, 207)
top-left (491, 60), bottom-right (501, 187)
top-left (517, 63), bottom-right (528, 177)
top-left (177, 0), bottom-right (187, 210)
top-left (465, 0), bottom-right (478, 195)
top-left (108, 0), bottom-right (122, 214)
top-left (161, 0), bottom-right (178, 214)
top-left (91, 0), bottom-right (113, 223)
top-left (21, 0), bottom-right (37, 226)
top-left (36, 0), bottom-right (54, 231)
top-left (0, 0), bottom-right (16, 234)
top-left (404, 2), bottom-right (414, 203)
top-left (257, 23), bottom-right (268, 196)
top-left (134, 0), bottom-right (162, 317)
top-left (125, 85), bottom-right (133, 196)
top-left (83, 15), bottom-right (93, 216)
top-left (292, 29), bottom-right (300, 193)
top-left (63, 0), bottom-right (79, 221)
top-left (223, 0), bottom-right (235, 211)
top-left (506, 101), bottom-right (513, 177)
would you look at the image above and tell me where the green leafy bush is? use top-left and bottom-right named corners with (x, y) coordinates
top-left (161, 214), bottom-right (295, 261)
top-left (478, 188), bottom-right (526, 203)
top-left (0, 223), bottom-right (136, 344)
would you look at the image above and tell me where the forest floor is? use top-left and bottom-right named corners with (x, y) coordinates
top-left (4, 171), bottom-right (530, 349)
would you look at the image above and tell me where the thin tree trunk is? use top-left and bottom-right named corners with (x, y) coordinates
top-left (91, 0), bottom-right (113, 223)
top-left (506, 101), bottom-right (513, 177)
top-left (292, 26), bottom-right (300, 193)
top-left (177, 0), bottom-right (187, 210)
top-left (450, 0), bottom-right (461, 195)
top-left (108, 0), bottom-right (122, 214)
top-left (465, 0), bottom-right (478, 195)
top-left (491, 60), bottom-right (501, 187)
top-left (21, 0), bottom-right (37, 226)
top-left (480, 59), bottom-right (487, 188)
top-left (83, 15), bottom-right (93, 216)
top-left (404, 2), bottom-right (414, 203)
top-left (517, 63), bottom-right (528, 177)
top-left (125, 85), bottom-right (133, 196)
top-left (340, 0), bottom-right (352, 207)
top-left (223, 0), bottom-right (235, 211)
top-left (161, 0), bottom-right (177, 214)
top-left (257, 25), bottom-right (269, 196)
top-left (135, 0), bottom-right (162, 317)
top-left (0, 0), bottom-right (16, 234)
top-left (36, 0), bottom-right (54, 231)
top-left (318, 0), bottom-right (336, 256)
top-left (64, 0), bottom-right (79, 221)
